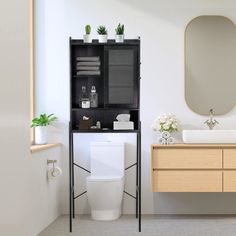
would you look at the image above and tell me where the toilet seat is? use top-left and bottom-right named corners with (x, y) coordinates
top-left (87, 176), bottom-right (123, 182)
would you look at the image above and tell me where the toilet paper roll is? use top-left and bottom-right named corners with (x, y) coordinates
top-left (47, 167), bottom-right (62, 180)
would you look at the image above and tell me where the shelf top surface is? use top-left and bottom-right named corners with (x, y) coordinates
top-left (70, 39), bottom-right (140, 46)
top-left (71, 107), bottom-right (139, 110)
top-left (152, 143), bottom-right (236, 148)
top-left (72, 129), bottom-right (140, 133)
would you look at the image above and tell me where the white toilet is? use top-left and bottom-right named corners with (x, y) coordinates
top-left (86, 141), bottom-right (125, 221)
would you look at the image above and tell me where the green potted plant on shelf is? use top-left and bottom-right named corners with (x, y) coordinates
top-left (97, 25), bottom-right (108, 43)
top-left (115, 23), bottom-right (124, 43)
top-left (83, 24), bottom-right (92, 43)
top-left (31, 113), bottom-right (58, 145)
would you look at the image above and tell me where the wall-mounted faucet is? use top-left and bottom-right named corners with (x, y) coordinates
top-left (204, 109), bottom-right (219, 130)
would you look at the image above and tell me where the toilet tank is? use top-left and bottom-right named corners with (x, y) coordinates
top-left (90, 142), bottom-right (125, 177)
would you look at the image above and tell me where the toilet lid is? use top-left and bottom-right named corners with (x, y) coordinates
top-left (87, 175), bottom-right (123, 182)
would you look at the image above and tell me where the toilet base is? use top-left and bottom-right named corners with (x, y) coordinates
top-left (91, 209), bottom-right (121, 221)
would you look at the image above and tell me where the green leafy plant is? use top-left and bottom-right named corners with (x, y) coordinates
top-left (31, 113), bottom-right (58, 128)
top-left (85, 25), bottom-right (91, 34)
top-left (115, 23), bottom-right (124, 35)
top-left (97, 25), bottom-right (108, 35)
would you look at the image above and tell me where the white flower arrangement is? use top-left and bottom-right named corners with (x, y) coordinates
top-left (152, 113), bottom-right (180, 133)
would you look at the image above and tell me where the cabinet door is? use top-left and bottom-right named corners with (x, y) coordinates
top-left (104, 46), bottom-right (139, 108)
top-left (223, 171), bottom-right (236, 192)
top-left (223, 149), bottom-right (236, 169)
top-left (152, 148), bottom-right (222, 169)
top-left (152, 171), bottom-right (222, 192)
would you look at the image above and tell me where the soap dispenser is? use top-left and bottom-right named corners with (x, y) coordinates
top-left (90, 85), bottom-right (98, 108)
top-left (79, 86), bottom-right (90, 108)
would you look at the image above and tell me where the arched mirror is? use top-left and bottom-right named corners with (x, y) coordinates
top-left (185, 16), bottom-right (236, 115)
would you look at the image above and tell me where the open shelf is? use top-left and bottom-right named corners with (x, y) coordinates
top-left (71, 109), bottom-right (139, 131)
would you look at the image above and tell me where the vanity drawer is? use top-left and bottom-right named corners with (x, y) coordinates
top-left (223, 149), bottom-right (236, 169)
top-left (223, 171), bottom-right (236, 192)
top-left (152, 148), bottom-right (222, 169)
top-left (152, 171), bottom-right (222, 192)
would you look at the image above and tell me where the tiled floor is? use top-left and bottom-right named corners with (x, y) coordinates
top-left (38, 215), bottom-right (236, 236)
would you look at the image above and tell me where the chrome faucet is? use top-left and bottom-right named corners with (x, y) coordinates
top-left (204, 109), bottom-right (219, 130)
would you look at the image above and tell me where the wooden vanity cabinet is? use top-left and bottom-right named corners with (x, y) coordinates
top-left (151, 144), bottom-right (236, 192)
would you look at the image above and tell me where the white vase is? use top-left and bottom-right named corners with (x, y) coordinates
top-left (115, 34), bottom-right (124, 43)
top-left (35, 126), bottom-right (48, 145)
top-left (83, 34), bottom-right (92, 43)
top-left (159, 131), bottom-right (175, 145)
top-left (98, 34), bottom-right (108, 43)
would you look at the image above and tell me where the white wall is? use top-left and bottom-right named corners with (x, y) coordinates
top-left (0, 1), bottom-right (63, 236)
top-left (0, 2), bottom-right (32, 235)
top-left (37, 0), bottom-right (236, 215)
top-left (31, 148), bottom-right (63, 234)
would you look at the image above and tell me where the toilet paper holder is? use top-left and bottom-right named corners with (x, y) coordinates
top-left (47, 159), bottom-right (62, 179)
top-left (47, 160), bottom-right (57, 172)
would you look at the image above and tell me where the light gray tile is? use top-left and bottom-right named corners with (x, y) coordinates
top-left (38, 215), bottom-right (236, 236)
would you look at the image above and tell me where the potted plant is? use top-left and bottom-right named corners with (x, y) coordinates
top-left (115, 23), bottom-right (124, 43)
top-left (31, 113), bottom-right (58, 145)
top-left (83, 24), bottom-right (92, 43)
top-left (97, 25), bottom-right (108, 43)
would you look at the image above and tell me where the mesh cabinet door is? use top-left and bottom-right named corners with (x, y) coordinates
top-left (105, 46), bottom-right (138, 108)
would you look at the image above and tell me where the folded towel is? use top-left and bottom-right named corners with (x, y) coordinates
top-left (77, 71), bottom-right (101, 75)
top-left (77, 61), bottom-right (101, 66)
top-left (76, 56), bottom-right (100, 61)
top-left (76, 66), bottom-right (100, 71)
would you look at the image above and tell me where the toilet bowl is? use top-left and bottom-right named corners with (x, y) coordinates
top-left (86, 142), bottom-right (125, 221)
top-left (87, 176), bottom-right (124, 220)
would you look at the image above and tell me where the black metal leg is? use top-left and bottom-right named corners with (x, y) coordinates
top-left (136, 134), bottom-right (139, 219)
top-left (138, 131), bottom-right (141, 232)
top-left (72, 134), bottom-right (75, 219)
top-left (69, 131), bottom-right (72, 232)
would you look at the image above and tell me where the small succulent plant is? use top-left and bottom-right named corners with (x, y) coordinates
top-left (115, 23), bottom-right (124, 35)
top-left (97, 25), bottom-right (108, 35)
top-left (85, 25), bottom-right (91, 34)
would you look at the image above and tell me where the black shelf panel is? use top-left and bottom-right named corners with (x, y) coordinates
top-left (72, 129), bottom-right (140, 133)
top-left (71, 107), bottom-right (139, 111)
top-left (73, 75), bottom-right (101, 79)
top-left (71, 39), bottom-right (140, 46)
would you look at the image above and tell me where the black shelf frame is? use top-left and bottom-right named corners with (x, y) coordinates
top-left (69, 38), bottom-right (141, 232)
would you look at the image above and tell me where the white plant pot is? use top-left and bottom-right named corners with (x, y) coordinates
top-left (35, 126), bottom-right (48, 145)
top-left (98, 34), bottom-right (108, 43)
top-left (115, 34), bottom-right (124, 43)
top-left (83, 34), bottom-right (92, 43)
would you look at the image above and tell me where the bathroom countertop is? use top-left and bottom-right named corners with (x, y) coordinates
top-left (152, 143), bottom-right (236, 148)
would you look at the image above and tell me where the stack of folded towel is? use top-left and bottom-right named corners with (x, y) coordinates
top-left (76, 56), bottom-right (101, 75)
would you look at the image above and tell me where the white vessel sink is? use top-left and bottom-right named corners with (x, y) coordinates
top-left (182, 130), bottom-right (236, 144)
